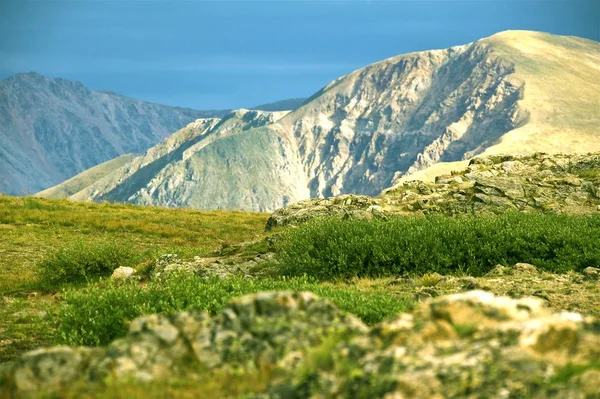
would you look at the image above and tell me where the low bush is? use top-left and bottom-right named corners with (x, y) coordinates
top-left (57, 274), bottom-right (411, 346)
top-left (37, 241), bottom-right (139, 287)
top-left (275, 213), bottom-right (600, 280)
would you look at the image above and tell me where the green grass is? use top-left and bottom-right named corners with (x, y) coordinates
top-left (276, 213), bottom-right (600, 280)
top-left (57, 274), bottom-right (411, 346)
top-left (0, 195), bottom-right (269, 293)
top-left (551, 360), bottom-right (600, 384)
top-left (37, 240), bottom-right (141, 287)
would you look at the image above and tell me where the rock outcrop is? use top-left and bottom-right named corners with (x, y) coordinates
top-left (261, 291), bottom-right (600, 399)
top-left (266, 152), bottom-right (600, 229)
top-left (3, 291), bottom-right (598, 397)
top-left (0, 72), bottom-right (228, 195)
top-left (3, 292), bottom-right (366, 393)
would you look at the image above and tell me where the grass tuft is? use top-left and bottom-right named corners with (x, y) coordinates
top-left (37, 241), bottom-right (139, 287)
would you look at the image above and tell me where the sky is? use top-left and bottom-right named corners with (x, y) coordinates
top-left (0, 0), bottom-right (599, 110)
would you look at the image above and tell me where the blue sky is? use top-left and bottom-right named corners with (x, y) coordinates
top-left (1, 0), bottom-right (598, 110)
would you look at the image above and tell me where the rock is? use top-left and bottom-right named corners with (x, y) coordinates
top-left (263, 291), bottom-right (600, 398)
top-left (6, 291), bottom-right (600, 398)
top-left (11, 346), bottom-right (105, 393)
top-left (6, 291), bottom-right (367, 394)
top-left (486, 264), bottom-right (509, 276)
top-left (111, 266), bottom-right (136, 280)
top-left (582, 267), bottom-right (600, 280)
top-left (12, 309), bottom-right (48, 322)
top-left (266, 194), bottom-right (388, 230)
top-left (512, 263), bottom-right (538, 275)
top-left (151, 254), bottom-right (182, 278)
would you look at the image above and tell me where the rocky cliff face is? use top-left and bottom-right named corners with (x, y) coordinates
top-left (275, 40), bottom-right (526, 198)
top-left (65, 31), bottom-right (599, 211)
top-left (0, 72), bottom-right (227, 195)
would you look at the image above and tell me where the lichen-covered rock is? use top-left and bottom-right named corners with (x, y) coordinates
top-left (267, 153), bottom-right (600, 229)
top-left (261, 291), bottom-right (600, 399)
top-left (5, 291), bottom-right (600, 397)
top-left (266, 194), bottom-right (389, 230)
top-left (582, 267), bottom-right (600, 280)
top-left (151, 253), bottom-right (272, 279)
top-left (4, 292), bottom-right (366, 394)
top-left (10, 346), bottom-right (106, 393)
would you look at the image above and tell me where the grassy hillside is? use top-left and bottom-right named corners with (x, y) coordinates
top-left (483, 30), bottom-right (600, 154)
top-left (1, 195), bottom-right (599, 397)
top-left (35, 154), bottom-right (137, 199)
top-left (0, 195), bottom-right (269, 293)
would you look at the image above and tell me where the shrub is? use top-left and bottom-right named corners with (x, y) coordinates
top-left (37, 240), bottom-right (138, 287)
top-left (275, 213), bottom-right (600, 280)
top-left (57, 274), bottom-right (411, 346)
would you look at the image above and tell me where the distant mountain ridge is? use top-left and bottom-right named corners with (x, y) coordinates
top-left (251, 98), bottom-right (307, 112)
top-left (43, 31), bottom-right (600, 211)
top-left (0, 72), bottom-right (229, 195)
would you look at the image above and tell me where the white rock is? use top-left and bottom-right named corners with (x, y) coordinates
top-left (111, 266), bottom-right (136, 280)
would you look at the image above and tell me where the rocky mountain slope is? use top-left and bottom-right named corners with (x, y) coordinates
top-left (0, 72), bottom-right (228, 195)
top-left (67, 31), bottom-right (600, 211)
top-left (69, 109), bottom-right (304, 211)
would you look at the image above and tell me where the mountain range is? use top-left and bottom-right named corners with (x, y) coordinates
top-left (0, 72), bottom-right (232, 195)
top-left (14, 31), bottom-right (600, 210)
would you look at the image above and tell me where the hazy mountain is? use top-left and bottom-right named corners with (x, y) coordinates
top-left (251, 98), bottom-right (307, 112)
top-left (0, 72), bottom-right (228, 195)
top-left (35, 154), bottom-right (137, 199)
top-left (64, 31), bottom-right (600, 211)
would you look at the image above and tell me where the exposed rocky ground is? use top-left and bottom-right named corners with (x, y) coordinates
top-left (267, 152), bottom-right (600, 229)
top-left (2, 269), bottom-right (599, 397)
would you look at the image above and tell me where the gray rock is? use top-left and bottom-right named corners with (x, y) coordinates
top-left (582, 267), bottom-right (600, 280)
top-left (512, 263), bottom-right (539, 275)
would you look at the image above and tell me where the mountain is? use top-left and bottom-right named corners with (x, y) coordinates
top-left (35, 154), bottom-right (137, 199)
top-left (65, 31), bottom-right (600, 211)
top-left (251, 98), bottom-right (307, 112)
top-left (69, 110), bottom-right (303, 211)
top-left (0, 72), bottom-right (228, 195)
